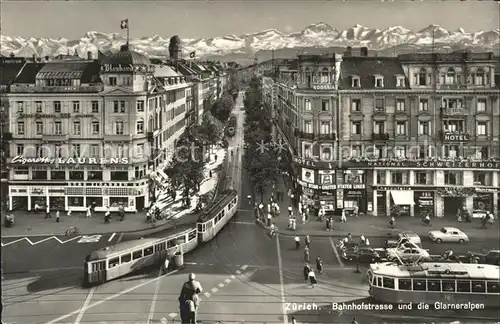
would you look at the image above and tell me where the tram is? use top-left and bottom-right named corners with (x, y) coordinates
top-left (84, 189), bottom-right (238, 286)
top-left (367, 262), bottom-right (500, 307)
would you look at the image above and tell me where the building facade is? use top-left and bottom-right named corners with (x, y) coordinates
top-left (263, 49), bottom-right (500, 218)
top-left (4, 46), bottom-right (196, 212)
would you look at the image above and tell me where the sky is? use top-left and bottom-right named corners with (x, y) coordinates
top-left (1, 1), bottom-right (498, 39)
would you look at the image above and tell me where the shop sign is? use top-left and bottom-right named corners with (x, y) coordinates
top-left (18, 113), bottom-right (95, 119)
top-left (346, 190), bottom-right (363, 196)
top-left (337, 184), bottom-right (366, 189)
top-left (297, 179), bottom-right (336, 190)
top-left (292, 155), bottom-right (500, 170)
top-left (301, 167), bottom-right (315, 184)
top-left (375, 186), bottom-right (412, 191)
top-left (101, 64), bottom-right (135, 73)
top-left (11, 156), bottom-right (129, 165)
top-left (475, 188), bottom-right (497, 193)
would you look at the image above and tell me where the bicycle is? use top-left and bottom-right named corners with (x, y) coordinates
top-left (65, 226), bottom-right (80, 236)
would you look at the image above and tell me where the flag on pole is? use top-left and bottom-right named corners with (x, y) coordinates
top-left (120, 19), bottom-right (129, 30)
top-left (189, 51), bottom-right (196, 59)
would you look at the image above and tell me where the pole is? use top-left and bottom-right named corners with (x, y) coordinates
top-left (127, 21), bottom-right (130, 46)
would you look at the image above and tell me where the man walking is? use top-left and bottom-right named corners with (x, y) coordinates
top-left (45, 204), bottom-right (51, 219)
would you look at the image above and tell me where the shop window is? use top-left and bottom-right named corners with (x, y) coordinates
top-left (473, 171), bottom-right (492, 186)
top-left (88, 171), bottom-right (103, 181)
top-left (110, 197), bottom-right (128, 207)
top-left (444, 171), bottom-right (462, 185)
top-left (391, 171), bottom-right (409, 185)
top-left (32, 170), bottom-right (48, 180)
top-left (376, 171), bottom-right (386, 184)
top-left (111, 171), bottom-right (129, 181)
top-left (68, 197), bottom-right (84, 207)
top-left (69, 171), bottom-right (84, 180)
top-left (51, 171), bottom-right (66, 180)
top-left (474, 194), bottom-right (492, 210)
top-left (87, 197), bottom-right (103, 208)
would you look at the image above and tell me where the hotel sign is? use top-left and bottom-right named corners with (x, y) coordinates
top-left (11, 156), bottom-right (129, 165)
top-left (18, 113), bottom-right (94, 119)
top-left (292, 156), bottom-right (500, 170)
top-left (101, 64), bottom-right (135, 73)
top-left (312, 84), bottom-right (335, 90)
top-left (443, 133), bottom-right (470, 141)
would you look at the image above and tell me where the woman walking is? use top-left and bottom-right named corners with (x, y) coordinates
top-left (303, 263), bottom-right (311, 283)
top-left (316, 256), bottom-right (323, 274)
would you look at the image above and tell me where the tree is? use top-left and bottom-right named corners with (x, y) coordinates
top-left (211, 91), bottom-right (235, 122)
top-left (245, 148), bottom-right (280, 201)
top-left (198, 115), bottom-right (221, 148)
top-left (165, 157), bottom-right (205, 207)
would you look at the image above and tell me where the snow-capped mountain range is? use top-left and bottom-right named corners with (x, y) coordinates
top-left (1, 23), bottom-right (498, 60)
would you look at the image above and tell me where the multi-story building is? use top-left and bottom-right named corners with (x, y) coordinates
top-left (4, 45), bottom-right (192, 212)
top-left (263, 49), bottom-right (500, 218)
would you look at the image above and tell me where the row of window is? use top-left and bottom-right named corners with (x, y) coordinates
top-left (350, 121), bottom-right (490, 136)
top-left (413, 67), bottom-right (490, 86)
top-left (16, 101), bottom-right (100, 114)
top-left (371, 276), bottom-right (500, 294)
top-left (16, 143), bottom-right (146, 159)
top-left (350, 98), bottom-right (488, 112)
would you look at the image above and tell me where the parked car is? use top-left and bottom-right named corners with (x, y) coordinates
top-left (342, 247), bottom-right (381, 263)
top-left (474, 249), bottom-right (500, 265)
top-left (385, 232), bottom-right (422, 249)
top-left (386, 246), bottom-right (430, 262)
top-left (429, 227), bottom-right (469, 244)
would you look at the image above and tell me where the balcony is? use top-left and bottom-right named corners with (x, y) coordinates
top-left (438, 84), bottom-right (468, 90)
top-left (318, 133), bottom-right (336, 141)
top-left (42, 133), bottom-right (69, 142)
top-left (372, 133), bottom-right (389, 140)
top-left (10, 84), bottom-right (104, 93)
top-left (103, 134), bottom-right (133, 142)
top-left (296, 131), bottom-right (314, 140)
top-left (440, 107), bottom-right (468, 117)
top-left (440, 131), bottom-right (470, 142)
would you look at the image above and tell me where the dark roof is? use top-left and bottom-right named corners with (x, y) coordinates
top-left (177, 63), bottom-right (198, 76)
top-left (81, 61), bottom-right (103, 84)
top-left (102, 44), bottom-right (150, 66)
top-left (0, 62), bottom-right (25, 85)
top-left (339, 57), bottom-right (410, 90)
top-left (13, 63), bottom-right (45, 83)
top-left (37, 61), bottom-right (89, 79)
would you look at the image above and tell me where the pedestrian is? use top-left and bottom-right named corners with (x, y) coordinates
top-left (360, 234), bottom-right (366, 245)
top-left (119, 205), bottom-right (125, 221)
top-left (305, 235), bottom-right (311, 249)
top-left (303, 263), bottom-right (311, 283)
top-left (275, 204), bottom-right (280, 216)
top-left (294, 236), bottom-right (300, 249)
top-left (354, 205), bottom-right (359, 218)
top-left (341, 209), bottom-right (347, 223)
top-left (247, 194), bottom-right (252, 205)
top-left (56, 210), bottom-right (60, 223)
top-left (288, 205), bottom-right (293, 217)
top-left (329, 217), bottom-right (334, 231)
top-left (288, 217), bottom-right (293, 230)
top-left (308, 268), bottom-right (317, 288)
top-left (301, 212), bottom-right (306, 224)
top-left (291, 216), bottom-right (297, 231)
top-left (291, 316), bottom-right (297, 324)
top-left (480, 215), bottom-right (487, 229)
top-left (267, 213), bottom-right (272, 226)
top-left (365, 238), bottom-right (370, 246)
top-left (34, 203), bottom-right (40, 214)
top-left (179, 273), bottom-right (203, 323)
top-left (45, 204), bottom-right (51, 219)
top-left (86, 205), bottom-right (92, 218)
top-left (316, 256), bottom-right (324, 274)
top-left (304, 246), bottom-right (310, 262)
top-left (67, 208), bottom-right (72, 217)
top-left (163, 256), bottom-right (170, 275)
top-left (188, 289), bottom-right (200, 323)
top-left (305, 206), bottom-right (310, 222)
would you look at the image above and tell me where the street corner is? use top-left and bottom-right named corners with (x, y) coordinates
top-left (278, 236), bottom-right (344, 270)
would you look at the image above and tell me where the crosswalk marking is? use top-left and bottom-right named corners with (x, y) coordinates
top-left (1, 235), bottom-right (82, 247)
top-left (78, 235), bottom-right (102, 243)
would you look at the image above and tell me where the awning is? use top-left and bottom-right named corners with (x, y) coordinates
top-left (390, 190), bottom-right (415, 205)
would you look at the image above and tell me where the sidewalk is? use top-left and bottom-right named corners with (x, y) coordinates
top-left (1, 147), bottom-right (227, 237)
top-left (257, 176), bottom-right (500, 240)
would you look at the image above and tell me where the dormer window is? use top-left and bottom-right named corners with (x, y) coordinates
top-left (351, 76), bottom-right (360, 88)
top-left (396, 76), bottom-right (405, 87)
top-left (417, 68), bottom-right (427, 85)
top-left (109, 76), bottom-right (117, 86)
top-left (374, 75), bottom-right (384, 88)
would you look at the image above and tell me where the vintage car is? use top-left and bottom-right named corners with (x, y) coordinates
top-left (429, 227), bottom-right (470, 244)
top-left (342, 247), bottom-right (382, 263)
top-left (474, 249), bottom-right (500, 265)
top-left (386, 246), bottom-right (430, 262)
top-left (385, 231), bottom-right (422, 249)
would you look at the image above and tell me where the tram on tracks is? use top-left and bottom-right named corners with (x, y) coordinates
top-left (367, 262), bottom-right (500, 307)
top-left (84, 189), bottom-right (238, 286)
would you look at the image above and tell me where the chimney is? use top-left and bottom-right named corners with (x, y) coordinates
top-left (87, 51), bottom-right (93, 60)
top-left (345, 46), bottom-right (352, 57)
top-left (45, 56), bottom-right (50, 62)
top-left (360, 47), bottom-right (368, 57)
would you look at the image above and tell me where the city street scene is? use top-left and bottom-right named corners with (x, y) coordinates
top-left (1, 1), bottom-right (499, 324)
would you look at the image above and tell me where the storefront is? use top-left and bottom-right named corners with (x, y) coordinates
top-left (414, 191), bottom-right (435, 217)
top-left (473, 188), bottom-right (495, 212)
top-left (297, 167), bottom-right (336, 209)
top-left (373, 186), bottom-right (416, 217)
top-left (337, 184), bottom-right (367, 213)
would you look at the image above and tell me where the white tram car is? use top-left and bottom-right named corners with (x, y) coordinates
top-left (367, 262), bottom-right (500, 307)
top-left (84, 190), bottom-right (238, 286)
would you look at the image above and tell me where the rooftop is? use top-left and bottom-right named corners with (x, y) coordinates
top-left (101, 44), bottom-right (151, 66)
